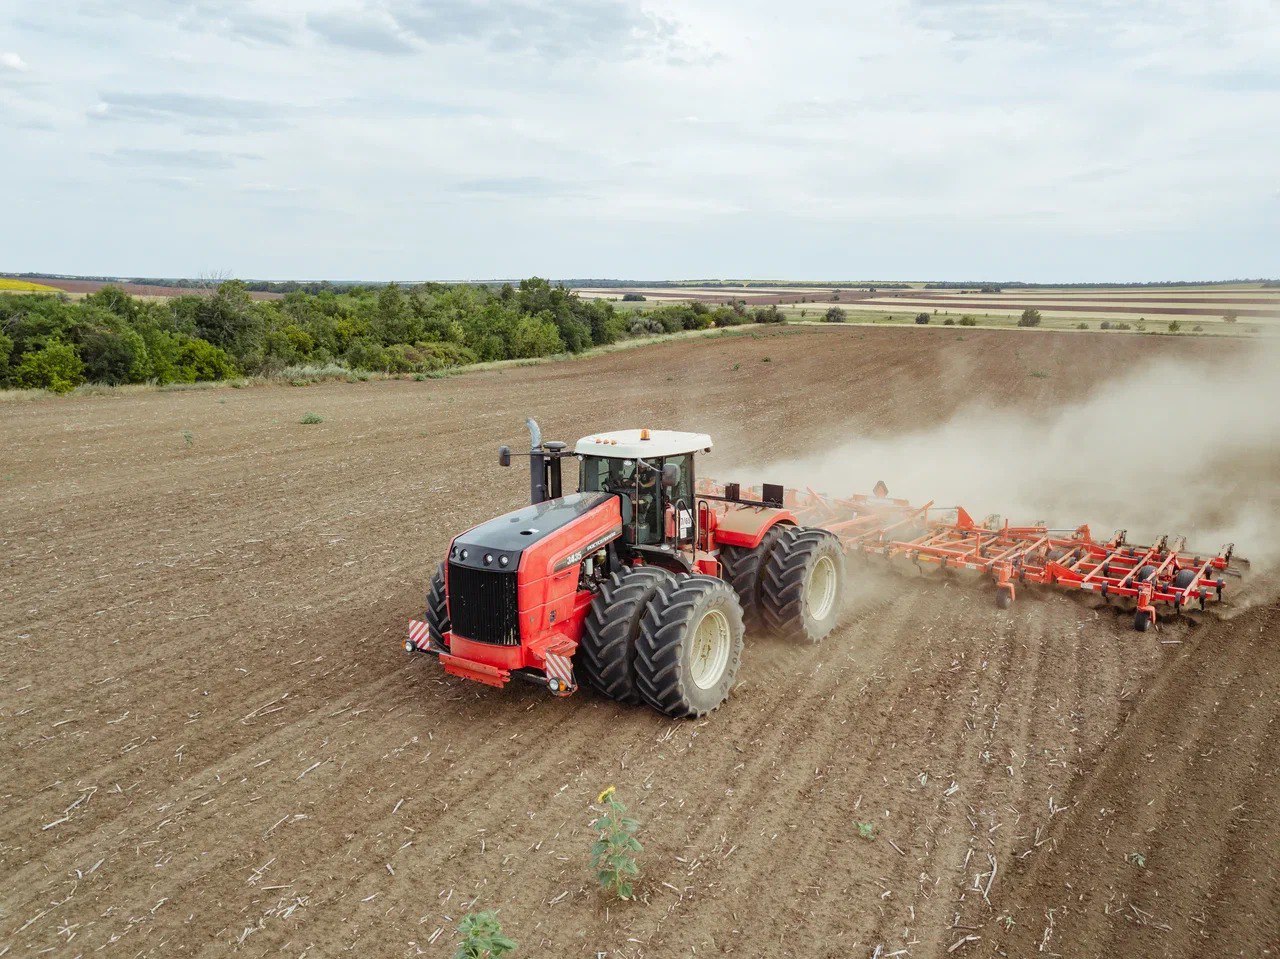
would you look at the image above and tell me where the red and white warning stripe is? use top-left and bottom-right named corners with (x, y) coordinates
top-left (544, 651), bottom-right (575, 688)
top-left (408, 619), bottom-right (431, 650)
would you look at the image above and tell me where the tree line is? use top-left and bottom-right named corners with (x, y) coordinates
top-left (0, 277), bottom-right (780, 393)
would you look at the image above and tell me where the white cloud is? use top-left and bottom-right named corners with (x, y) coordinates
top-left (1, 1), bottom-right (1278, 280)
top-left (1, 51), bottom-right (29, 71)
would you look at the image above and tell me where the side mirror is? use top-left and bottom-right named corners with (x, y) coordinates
top-left (498, 445), bottom-right (511, 467)
top-left (661, 463), bottom-right (680, 488)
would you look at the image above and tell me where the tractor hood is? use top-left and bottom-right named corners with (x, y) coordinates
top-left (449, 492), bottom-right (613, 570)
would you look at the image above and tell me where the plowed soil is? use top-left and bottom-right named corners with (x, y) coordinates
top-left (3, 326), bottom-right (1276, 958)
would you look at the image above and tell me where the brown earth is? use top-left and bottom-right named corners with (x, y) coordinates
top-left (2, 326), bottom-right (1275, 958)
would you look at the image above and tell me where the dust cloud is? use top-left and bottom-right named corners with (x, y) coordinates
top-left (748, 343), bottom-right (1280, 571)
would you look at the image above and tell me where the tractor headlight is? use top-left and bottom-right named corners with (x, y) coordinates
top-left (499, 555), bottom-right (509, 567)
top-left (484, 553), bottom-right (493, 565)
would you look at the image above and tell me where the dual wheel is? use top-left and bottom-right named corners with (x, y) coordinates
top-left (579, 526), bottom-right (844, 718)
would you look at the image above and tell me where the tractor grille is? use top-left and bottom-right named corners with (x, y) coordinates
top-left (447, 562), bottom-right (521, 646)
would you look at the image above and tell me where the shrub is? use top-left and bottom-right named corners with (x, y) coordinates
top-left (944, 317), bottom-right (955, 325)
top-left (1115, 321), bottom-right (1132, 330)
top-left (824, 306), bottom-right (846, 323)
top-left (12, 342), bottom-right (85, 393)
top-left (301, 412), bottom-right (323, 425)
top-left (76, 325), bottom-right (149, 385)
top-left (1223, 312), bottom-right (1238, 324)
top-left (630, 318), bottom-right (664, 336)
top-left (1100, 320), bottom-right (1112, 330)
top-left (958, 316), bottom-right (977, 326)
top-left (621, 293), bottom-right (646, 302)
top-left (454, 911), bottom-right (517, 959)
top-left (1017, 308), bottom-right (1042, 327)
top-left (412, 341), bottom-right (478, 370)
top-left (591, 786), bottom-right (641, 900)
top-left (1076, 322), bottom-right (1089, 330)
top-left (1168, 320), bottom-right (1181, 333)
top-left (0, 329), bottom-right (13, 382)
top-left (1193, 324), bottom-right (1203, 332)
top-left (914, 313), bottom-right (929, 325)
top-left (753, 306), bottom-right (785, 324)
top-left (173, 337), bottom-right (238, 382)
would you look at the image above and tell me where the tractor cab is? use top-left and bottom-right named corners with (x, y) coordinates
top-left (576, 429), bottom-right (711, 559)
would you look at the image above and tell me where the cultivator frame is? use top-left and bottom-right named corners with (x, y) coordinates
top-left (700, 482), bottom-right (1237, 630)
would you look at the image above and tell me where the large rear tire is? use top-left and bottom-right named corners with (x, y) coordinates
top-left (760, 527), bottom-right (845, 643)
top-left (578, 566), bottom-right (676, 704)
top-left (635, 575), bottom-right (745, 718)
top-left (718, 525), bottom-right (788, 631)
top-left (426, 561), bottom-right (451, 651)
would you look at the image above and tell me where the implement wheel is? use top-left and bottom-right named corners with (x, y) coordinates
top-left (578, 566), bottom-right (676, 704)
top-left (718, 526), bottom-right (788, 631)
top-left (996, 591), bottom-right (1012, 610)
top-left (426, 561), bottom-right (451, 651)
top-left (1134, 609), bottom-right (1152, 632)
top-left (760, 527), bottom-right (846, 643)
top-left (635, 575), bottom-right (745, 718)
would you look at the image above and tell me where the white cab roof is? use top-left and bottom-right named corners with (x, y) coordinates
top-left (575, 429), bottom-right (713, 459)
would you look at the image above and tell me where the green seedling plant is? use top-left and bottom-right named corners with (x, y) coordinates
top-left (855, 821), bottom-right (875, 840)
top-left (181, 429), bottom-right (194, 448)
top-left (591, 786), bottom-right (642, 900)
top-left (1126, 852), bottom-right (1146, 868)
top-left (300, 412), bottom-right (323, 425)
top-left (454, 910), bottom-right (517, 959)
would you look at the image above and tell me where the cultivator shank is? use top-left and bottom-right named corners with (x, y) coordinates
top-left (701, 481), bottom-right (1237, 630)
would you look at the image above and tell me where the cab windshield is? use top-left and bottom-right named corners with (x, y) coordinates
top-left (580, 453), bottom-right (694, 546)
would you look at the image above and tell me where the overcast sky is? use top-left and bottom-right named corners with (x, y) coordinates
top-left (2, 0), bottom-right (1278, 281)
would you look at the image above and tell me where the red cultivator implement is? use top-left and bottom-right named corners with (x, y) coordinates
top-left (410, 423), bottom-right (1246, 720)
top-left (710, 481), bottom-right (1237, 632)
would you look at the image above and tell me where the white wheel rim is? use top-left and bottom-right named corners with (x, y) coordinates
top-left (805, 555), bottom-right (838, 622)
top-left (690, 608), bottom-right (732, 689)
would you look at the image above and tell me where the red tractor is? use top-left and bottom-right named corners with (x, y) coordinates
top-left (407, 420), bottom-right (844, 717)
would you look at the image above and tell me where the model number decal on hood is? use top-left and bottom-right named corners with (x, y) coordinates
top-left (553, 526), bottom-right (622, 572)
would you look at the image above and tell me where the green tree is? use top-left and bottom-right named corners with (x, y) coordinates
top-left (195, 280), bottom-right (259, 354)
top-left (13, 341), bottom-right (85, 393)
top-left (0, 329), bottom-right (13, 382)
top-left (824, 306), bottom-right (846, 323)
top-left (1017, 308), bottom-right (1042, 327)
top-left (915, 312), bottom-right (930, 325)
top-left (76, 325), bottom-right (149, 384)
top-left (83, 284), bottom-right (139, 321)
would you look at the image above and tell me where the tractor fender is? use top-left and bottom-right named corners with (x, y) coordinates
top-left (712, 507), bottom-right (797, 550)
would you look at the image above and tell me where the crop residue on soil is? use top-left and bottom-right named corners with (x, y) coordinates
top-left (2, 326), bottom-right (1275, 958)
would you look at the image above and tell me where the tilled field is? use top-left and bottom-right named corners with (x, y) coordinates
top-left (2, 326), bottom-right (1276, 958)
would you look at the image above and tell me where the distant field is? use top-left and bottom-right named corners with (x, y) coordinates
top-left (576, 283), bottom-right (1280, 332)
top-left (1, 275), bottom-right (282, 301)
top-left (0, 278), bottom-right (61, 293)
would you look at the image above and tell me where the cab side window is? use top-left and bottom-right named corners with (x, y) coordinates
top-left (664, 454), bottom-right (694, 542)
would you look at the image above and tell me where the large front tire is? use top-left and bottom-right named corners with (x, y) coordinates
top-left (426, 561), bottom-right (451, 650)
top-left (578, 566), bottom-right (676, 703)
top-left (760, 528), bottom-right (845, 643)
top-left (635, 576), bottom-right (745, 718)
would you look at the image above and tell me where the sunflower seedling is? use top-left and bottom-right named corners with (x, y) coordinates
top-left (454, 910), bottom-right (517, 959)
top-left (591, 786), bottom-right (642, 900)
